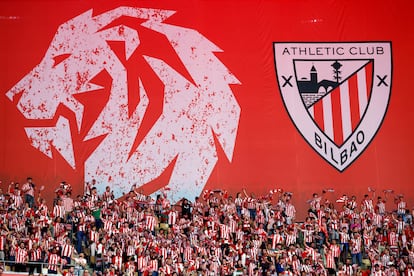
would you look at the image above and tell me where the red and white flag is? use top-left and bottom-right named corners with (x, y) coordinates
top-left (336, 195), bottom-right (348, 203)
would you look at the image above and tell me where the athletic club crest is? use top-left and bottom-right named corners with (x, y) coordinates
top-left (274, 42), bottom-right (392, 171)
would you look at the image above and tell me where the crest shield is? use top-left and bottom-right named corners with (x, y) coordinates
top-left (274, 42), bottom-right (392, 171)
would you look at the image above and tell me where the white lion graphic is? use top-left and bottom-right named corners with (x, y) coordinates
top-left (5, 7), bottom-right (241, 202)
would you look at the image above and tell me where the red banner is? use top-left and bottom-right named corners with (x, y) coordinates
top-left (0, 0), bottom-right (412, 218)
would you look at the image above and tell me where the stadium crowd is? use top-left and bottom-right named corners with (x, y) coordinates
top-left (0, 177), bottom-right (413, 276)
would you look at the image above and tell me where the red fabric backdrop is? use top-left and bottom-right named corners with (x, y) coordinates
top-left (0, 0), bottom-right (413, 218)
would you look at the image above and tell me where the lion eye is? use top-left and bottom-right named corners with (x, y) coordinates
top-left (53, 54), bottom-right (71, 67)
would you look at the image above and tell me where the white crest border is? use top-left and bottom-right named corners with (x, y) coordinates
top-left (274, 41), bottom-right (392, 171)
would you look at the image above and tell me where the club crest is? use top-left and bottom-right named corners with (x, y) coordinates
top-left (274, 42), bottom-right (392, 171)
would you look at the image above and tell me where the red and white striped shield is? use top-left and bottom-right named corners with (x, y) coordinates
top-left (274, 42), bottom-right (392, 171)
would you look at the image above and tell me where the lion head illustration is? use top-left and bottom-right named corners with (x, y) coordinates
top-left (5, 7), bottom-right (241, 202)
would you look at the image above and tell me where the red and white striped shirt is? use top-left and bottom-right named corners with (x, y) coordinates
top-left (235, 229), bottom-right (244, 242)
top-left (406, 268), bottom-right (414, 276)
top-left (0, 235), bottom-right (6, 251)
top-left (159, 247), bottom-right (167, 261)
top-left (371, 270), bottom-right (385, 276)
top-left (330, 244), bottom-right (341, 258)
top-left (325, 250), bottom-right (335, 269)
top-left (377, 202), bottom-right (386, 215)
top-left (16, 246), bottom-right (28, 263)
top-left (372, 213), bottom-right (383, 227)
top-left (145, 215), bottom-right (156, 232)
top-left (351, 236), bottom-right (362, 254)
top-left (125, 262), bottom-right (136, 276)
top-left (309, 247), bottom-right (318, 262)
top-left (161, 264), bottom-right (173, 275)
top-left (30, 248), bottom-right (42, 261)
top-left (343, 265), bottom-right (353, 275)
top-left (54, 222), bottom-right (65, 236)
top-left (363, 233), bottom-right (372, 248)
top-left (256, 211), bottom-right (265, 224)
top-left (168, 210), bottom-right (178, 225)
top-left (48, 253), bottom-right (61, 271)
top-left (62, 197), bottom-right (74, 213)
top-left (175, 262), bottom-right (184, 274)
top-left (148, 259), bottom-right (158, 272)
top-left (112, 255), bottom-right (123, 270)
top-left (329, 219), bottom-right (338, 231)
top-left (53, 205), bottom-right (65, 219)
top-left (61, 243), bottom-right (73, 258)
top-left (303, 229), bottom-right (314, 244)
top-left (11, 194), bottom-right (23, 208)
top-left (291, 259), bottom-right (301, 273)
top-left (388, 231), bottom-right (398, 247)
top-left (220, 224), bottom-right (231, 240)
top-left (89, 230), bottom-right (99, 243)
top-left (245, 197), bottom-right (256, 210)
top-left (271, 233), bottom-right (284, 248)
top-left (184, 246), bottom-right (193, 262)
top-left (347, 200), bottom-right (357, 211)
top-left (103, 219), bottom-right (113, 231)
top-left (397, 220), bottom-right (405, 234)
top-left (126, 245), bottom-right (136, 257)
top-left (37, 203), bottom-right (48, 215)
top-left (339, 231), bottom-right (350, 244)
top-left (28, 238), bottom-right (38, 251)
top-left (409, 251), bottom-right (414, 264)
top-left (285, 203), bottom-right (296, 218)
top-left (77, 223), bottom-right (86, 232)
top-left (234, 197), bottom-right (243, 208)
top-left (286, 233), bottom-right (297, 247)
top-left (228, 218), bottom-right (237, 233)
top-left (136, 256), bottom-right (147, 271)
top-left (362, 199), bottom-right (374, 212)
top-left (22, 182), bottom-right (35, 197)
top-left (397, 200), bottom-right (407, 214)
top-left (302, 264), bottom-right (313, 274)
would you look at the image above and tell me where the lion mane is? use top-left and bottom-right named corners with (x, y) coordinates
top-left (6, 7), bottom-right (241, 202)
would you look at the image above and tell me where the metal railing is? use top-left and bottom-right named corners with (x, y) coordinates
top-left (0, 260), bottom-right (84, 275)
